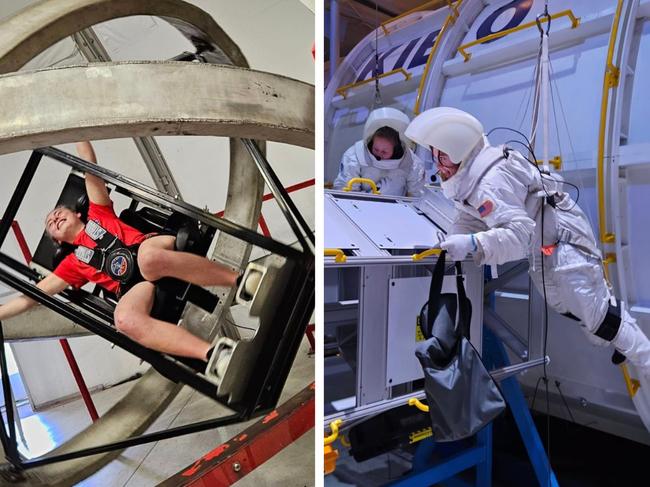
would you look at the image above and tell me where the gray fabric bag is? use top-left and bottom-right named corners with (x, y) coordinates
top-left (415, 251), bottom-right (505, 441)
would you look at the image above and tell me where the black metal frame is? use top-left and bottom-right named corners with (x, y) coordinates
top-left (0, 146), bottom-right (314, 470)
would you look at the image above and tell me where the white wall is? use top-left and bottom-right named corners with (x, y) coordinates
top-left (0, 0), bottom-right (314, 408)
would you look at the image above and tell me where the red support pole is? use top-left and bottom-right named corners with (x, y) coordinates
top-left (262, 178), bottom-right (315, 202)
top-left (159, 383), bottom-right (315, 486)
top-left (58, 339), bottom-right (99, 421)
top-left (258, 214), bottom-right (271, 238)
top-left (11, 220), bottom-right (100, 422)
top-left (10, 221), bottom-right (32, 264)
top-left (305, 324), bottom-right (315, 355)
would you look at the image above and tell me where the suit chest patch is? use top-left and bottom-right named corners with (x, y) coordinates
top-left (478, 199), bottom-right (495, 218)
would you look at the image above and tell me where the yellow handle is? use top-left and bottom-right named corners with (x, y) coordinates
top-left (458, 9), bottom-right (580, 62)
top-left (324, 249), bottom-right (347, 263)
top-left (343, 178), bottom-right (380, 195)
top-left (412, 248), bottom-right (442, 261)
top-left (535, 155), bottom-right (562, 171)
top-left (324, 419), bottom-right (343, 446)
top-left (336, 68), bottom-right (411, 99)
top-left (408, 397), bottom-right (430, 412)
top-left (621, 364), bottom-right (641, 397)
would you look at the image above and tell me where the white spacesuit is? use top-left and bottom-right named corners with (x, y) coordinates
top-left (333, 107), bottom-right (425, 197)
top-left (405, 107), bottom-right (650, 376)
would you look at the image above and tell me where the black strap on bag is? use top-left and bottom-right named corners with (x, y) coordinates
top-left (419, 252), bottom-right (472, 367)
top-left (454, 261), bottom-right (472, 341)
top-left (415, 251), bottom-right (505, 442)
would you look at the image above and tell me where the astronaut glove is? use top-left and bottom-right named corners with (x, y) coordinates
top-left (440, 234), bottom-right (477, 261)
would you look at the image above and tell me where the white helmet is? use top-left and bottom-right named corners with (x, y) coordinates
top-left (405, 107), bottom-right (484, 165)
top-left (363, 107), bottom-right (410, 144)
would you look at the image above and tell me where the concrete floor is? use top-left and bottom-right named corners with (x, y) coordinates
top-left (14, 339), bottom-right (314, 486)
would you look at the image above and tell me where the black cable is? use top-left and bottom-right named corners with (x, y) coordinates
top-left (500, 138), bottom-right (581, 210)
top-left (530, 375), bottom-right (546, 411)
top-left (500, 138), bottom-right (581, 209)
top-left (234, 323), bottom-right (256, 332)
top-left (487, 127), bottom-right (581, 210)
top-left (554, 380), bottom-right (577, 424)
top-left (540, 193), bottom-right (552, 487)
top-left (372, 1), bottom-right (382, 107)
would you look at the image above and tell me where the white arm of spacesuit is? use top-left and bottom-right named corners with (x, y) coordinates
top-left (451, 208), bottom-right (488, 235)
top-left (333, 146), bottom-right (362, 191)
top-left (472, 177), bottom-right (536, 266)
top-left (406, 151), bottom-right (426, 196)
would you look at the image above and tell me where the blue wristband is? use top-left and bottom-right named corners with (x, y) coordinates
top-left (470, 234), bottom-right (478, 252)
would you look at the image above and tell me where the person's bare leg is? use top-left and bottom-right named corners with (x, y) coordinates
top-left (114, 281), bottom-right (211, 360)
top-left (137, 235), bottom-right (238, 286)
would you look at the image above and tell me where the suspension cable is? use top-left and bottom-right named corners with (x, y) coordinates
top-left (372, 1), bottom-right (382, 107)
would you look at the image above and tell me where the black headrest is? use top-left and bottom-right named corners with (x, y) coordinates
top-left (52, 242), bottom-right (75, 269)
top-left (75, 193), bottom-right (90, 222)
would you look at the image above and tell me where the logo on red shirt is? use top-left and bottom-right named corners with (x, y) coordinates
top-left (110, 255), bottom-right (129, 277)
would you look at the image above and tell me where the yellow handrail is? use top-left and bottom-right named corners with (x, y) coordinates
top-left (621, 364), bottom-right (640, 397)
top-left (602, 253), bottom-right (617, 281)
top-left (408, 397), bottom-right (430, 412)
top-left (597, 0), bottom-right (624, 252)
top-left (324, 248), bottom-right (347, 263)
top-left (336, 68), bottom-right (411, 99)
top-left (457, 9), bottom-right (580, 62)
top-left (324, 419), bottom-right (343, 446)
top-left (343, 177), bottom-right (380, 194)
top-left (597, 0), bottom-right (635, 401)
top-left (381, 0), bottom-right (454, 36)
top-left (413, 0), bottom-right (462, 114)
top-left (412, 248), bottom-right (442, 261)
top-left (535, 155), bottom-right (562, 171)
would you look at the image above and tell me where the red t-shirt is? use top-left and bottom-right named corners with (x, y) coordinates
top-left (53, 202), bottom-right (148, 293)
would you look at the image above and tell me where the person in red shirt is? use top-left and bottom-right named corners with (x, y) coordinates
top-left (0, 141), bottom-right (252, 369)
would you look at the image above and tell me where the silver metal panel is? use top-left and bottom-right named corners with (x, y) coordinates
top-left (464, 262), bottom-right (484, 356)
top-left (324, 196), bottom-right (360, 250)
top-left (386, 275), bottom-right (459, 386)
top-left (333, 198), bottom-right (442, 249)
top-left (357, 265), bottom-right (390, 406)
top-left (0, 62), bottom-right (314, 154)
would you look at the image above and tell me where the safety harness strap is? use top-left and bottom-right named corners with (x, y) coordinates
top-left (564, 306), bottom-right (621, 342)
top-left (594, 304), bottom-right (621, 342)
top-left (74, 220), bottom-right (139, 285)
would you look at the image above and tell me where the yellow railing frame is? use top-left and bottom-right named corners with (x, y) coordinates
top-left (597, 0), bottom-right (624, 254)
top-left (342, 177), bottom-right (380, 194)
top-left (412, 248), bottom-right (442, 261)
top-left (621, 364), bottom-right (641, 397)
top-left (535, 155), bottom-right (562, 171)
top-left (336, 68), bottom-right (411, 99)
top-left (324, 419), bottom-right (343, 446)
top-left (381, 0), bottom-right (457, 36)
top-left (596, 0), bottom-right (639, 401)
top-left (409, 427), bottom-right (434, 444)
top-left (457, 9), bottom-right (580, 62)
top-left (408, 397), bottom-right (430, 412)
top-left (413, 0), bottom-right (462, 114)
top-left (324, 248), bottom-right (347, 263)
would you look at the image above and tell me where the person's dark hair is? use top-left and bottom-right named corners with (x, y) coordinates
top-left (368, 126), bottom-right (404, 159)
top-left (44, 204), bottom-right (75, 240)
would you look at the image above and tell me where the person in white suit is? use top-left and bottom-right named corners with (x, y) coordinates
top-left (333, 107), bottom-right (425, 197)
top-left (405, 106), bottom-right (650, 377)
